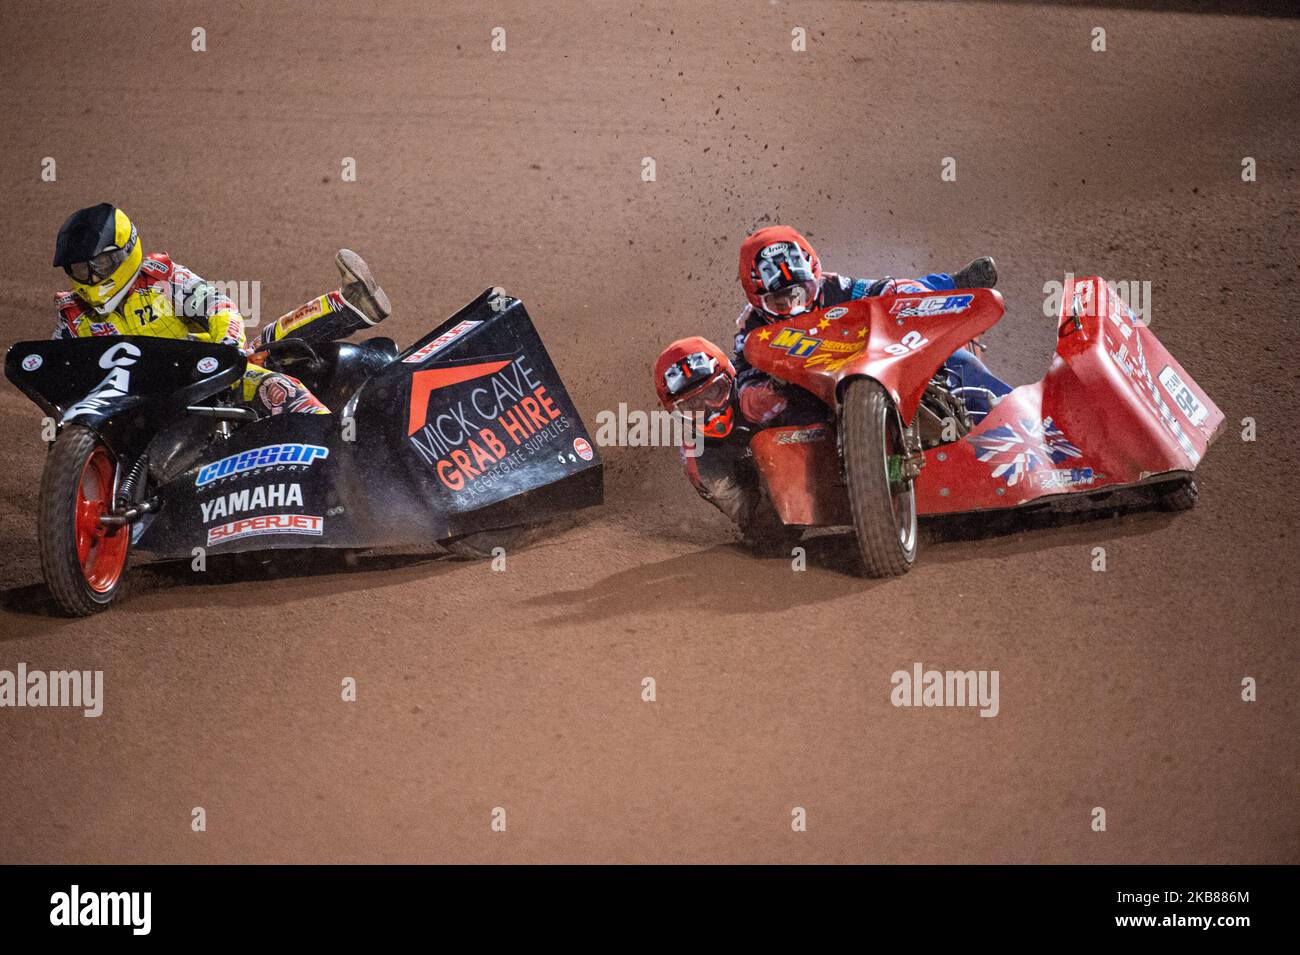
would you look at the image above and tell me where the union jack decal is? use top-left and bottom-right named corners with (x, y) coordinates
top-left (967, 417), bottom-right (1082, 486)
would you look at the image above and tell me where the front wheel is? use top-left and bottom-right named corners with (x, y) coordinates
top-left (38, 426), bottom-right (131, 615)
top-left (841, 379), bottom-right (918, 577)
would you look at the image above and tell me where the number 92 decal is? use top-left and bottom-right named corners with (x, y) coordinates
top-left (884, 330), bottom-right (929, 356)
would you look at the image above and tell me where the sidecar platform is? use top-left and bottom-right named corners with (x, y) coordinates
top-left (913, 277), bottom-right (1224, 515)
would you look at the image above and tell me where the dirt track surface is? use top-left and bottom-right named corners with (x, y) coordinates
top-left (0, 1), bottom-right (1297, 864)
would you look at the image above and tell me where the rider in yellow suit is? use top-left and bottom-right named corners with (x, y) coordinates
top-left (51, 203), bottom-right (390, 416)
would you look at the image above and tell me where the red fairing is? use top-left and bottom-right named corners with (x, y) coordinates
top-left (740, 277), bottom-right (1223, 518)
top-left (743, 288), bottom-right (1005, 423)
top-left (914, 277), bottom-right (1224, 514)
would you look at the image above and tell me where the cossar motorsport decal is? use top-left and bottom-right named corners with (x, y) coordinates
top-left (207, 514), bottom-right (323, 546)
top-left (195, 444), bottom-right (329, 487)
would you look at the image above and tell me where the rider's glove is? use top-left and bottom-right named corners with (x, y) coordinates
top-left (738, 379), bottom-right (789, 425)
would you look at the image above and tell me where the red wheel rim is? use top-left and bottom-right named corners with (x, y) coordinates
top-left (75, 447), bottom-right (128, 593)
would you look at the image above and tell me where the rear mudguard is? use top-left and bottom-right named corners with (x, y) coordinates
top-left (914, 277), bottom-right (1224, 514)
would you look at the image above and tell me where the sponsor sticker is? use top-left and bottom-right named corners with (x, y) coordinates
top-left (402, 320), bottom-right (482, 364)
top-left (825, 306), bottom-right (849, 320)
top-left (200, 482), bottom-right (304, 522)
top-left (767, 327), bottom-right (823, 358)
top-left (276, 297), bottom-right (325, 335)
top-left (196, 356), bottom-right (219, 374)
top-left (1036, 467), bottom-right (1099, 490)
top-left (21, 354), bottom-right (41, 372)
top-left (195, 443), bottom-right (329, 487)
top-left (61, 341), bottom-right (140, 421)
top-left (776, 426), bottom-right (828, 445)
top-left (967, 417), bottom-right (1083, 486)
top-left (573, 436), bottom-right (594, 461)
top-left (207, 513), bottom-right (323, 546)
top-left (1158, 365), bottom-right (1208, 427)
top-left (759, 242), bottom-right (791, 259)
top-left (889, 294), bottom-right (974, 318)
top-left (406, 354), bottom-right (570, 494)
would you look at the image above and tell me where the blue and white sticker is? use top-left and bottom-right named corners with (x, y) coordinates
top-left (196, 443), bottom-right (329, 487)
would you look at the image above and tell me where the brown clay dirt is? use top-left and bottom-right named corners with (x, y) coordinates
top-left (0, 0), bottom-right (1296, 863)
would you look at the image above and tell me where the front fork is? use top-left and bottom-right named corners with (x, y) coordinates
top-left (889, 419), bottom-right (926, 485)
top-left (837, 388), bottom-right (926, 486)
top-left (98, 452), bottom-right (156, 527)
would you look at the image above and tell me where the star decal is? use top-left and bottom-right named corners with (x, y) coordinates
top-left (758, 328), bottom-right (770, 341)
top-left (857, 328), bottom-right (867, 339)
top-left (817, 318), bottom-right (830, 330)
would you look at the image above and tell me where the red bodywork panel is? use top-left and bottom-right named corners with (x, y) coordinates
top-left (750, 423), bottom-right (852, 526)
top-left (914, 277), bottom-right (1224, 513)
top-left (743, 289), bottom-right (1005, 424)
top-left (742, 278), bottom-right (1224, 519)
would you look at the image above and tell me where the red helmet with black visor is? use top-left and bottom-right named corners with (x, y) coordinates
top-left (653, 337), bottom-right (736, 439)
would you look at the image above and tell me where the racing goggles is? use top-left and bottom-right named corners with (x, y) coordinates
top-left (758, 279), bottom-right (819, 317)
top-left (672, 373), bottom-right (732, 416)
top-left (671, 373), bottom-right (734, 439)
top-left (64, 233), bottom-right (136, 285)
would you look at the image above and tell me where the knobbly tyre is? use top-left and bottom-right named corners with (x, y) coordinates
top-left (658, 276), bottom-right (1222, 577)
top-left (5, 288), bottom-right (603, 615)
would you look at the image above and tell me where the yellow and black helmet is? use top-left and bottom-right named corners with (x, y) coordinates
top-left (53, 203), bottom-right (143, 313)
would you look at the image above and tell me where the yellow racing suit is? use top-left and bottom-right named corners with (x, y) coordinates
top-left (51, 252), bottom-right (353, 416)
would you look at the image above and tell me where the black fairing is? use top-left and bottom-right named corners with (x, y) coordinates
top-left (4, 337), bottom-right (245, 461)
top-left (281, 337), bottom-right (398, 411)
top-left (5, 292), bottom-right (603, 561)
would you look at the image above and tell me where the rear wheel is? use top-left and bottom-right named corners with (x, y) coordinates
top-left (38, 426), bottom-right (131, 615)
top-left (841, 379), bottom-right (918, 577)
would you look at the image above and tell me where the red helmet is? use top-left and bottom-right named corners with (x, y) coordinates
top-left (653, 336), bottom-right (736, 438)
top-left (739, 225), bottom-right (823, 317)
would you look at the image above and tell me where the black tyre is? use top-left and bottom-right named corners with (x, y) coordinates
top-left (38, 426), bottom-right (131, 615)
top-left (841, 378), bottom-right (918, 577)
top-left (1155, 476), bottom-right (1198, 512)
